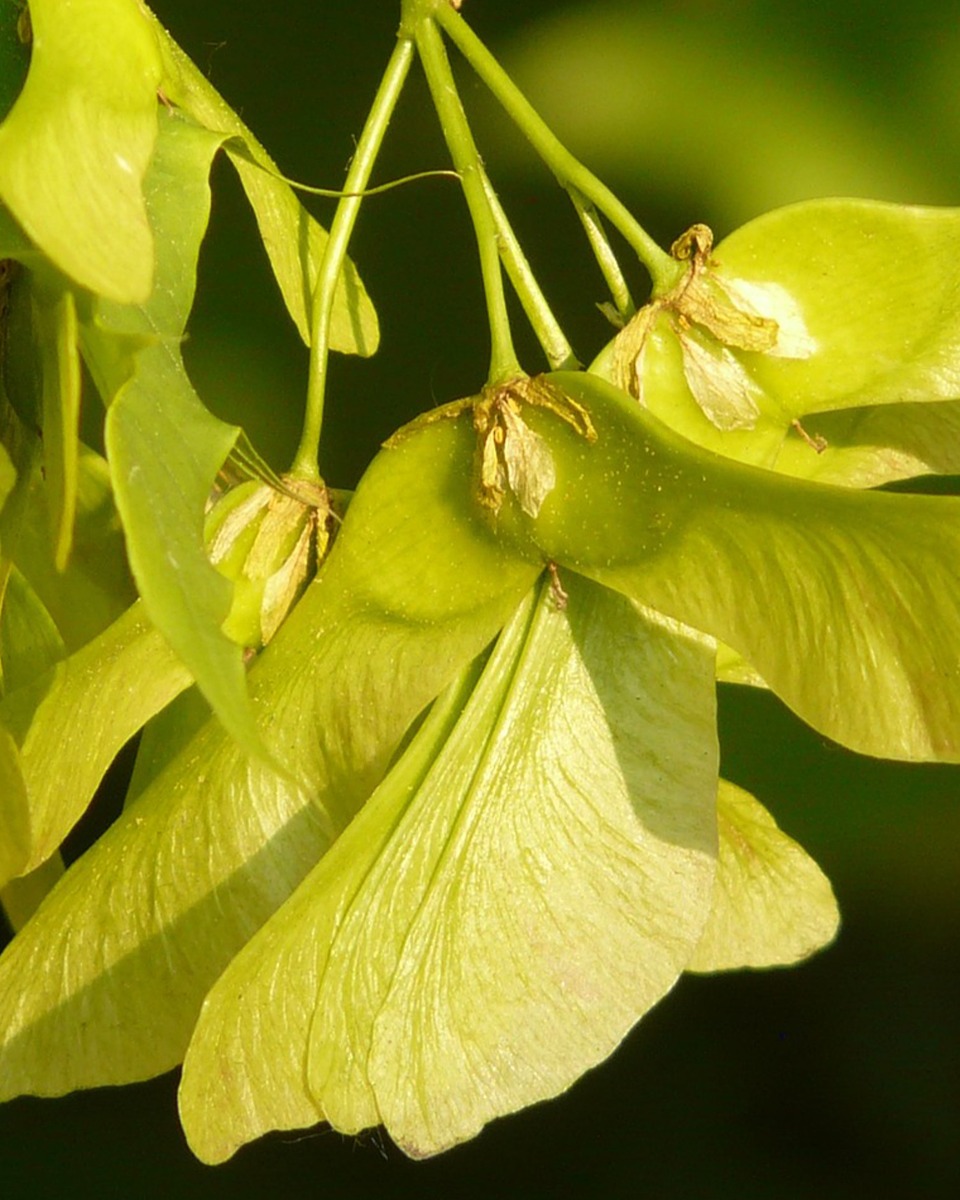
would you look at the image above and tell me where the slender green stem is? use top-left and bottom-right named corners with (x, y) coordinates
top-left (235, 160), bottom-right (460, 201)
top-left (479, 165), bottom-right (578, 371)
top-left (415, 16), bottom-right (523, 386)
top-left (435, 4), bottom-right (681, 295)
top-left (569, 189), bottom-right (635, 321)
top-left (291, 37), bottom-right (415, 479)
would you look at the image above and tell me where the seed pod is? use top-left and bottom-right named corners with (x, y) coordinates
top-left (388, 375), bottom-right (595, 521)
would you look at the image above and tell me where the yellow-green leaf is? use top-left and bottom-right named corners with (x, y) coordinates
top-left (0, 601), bottom-right (191, 876)
top-left (1, 852), bottom-right (64, 934)
top-left (149, 10), bottom-right (378, 355)
top-left (0, 565), bottom-right (64, 697)
top-left (0, 723), bottom-right (28, 887)
top-left (8, 446), bottom-right (136, 652)
top-left (0, 0), bottom-right (161, 301)
top-left (0, 436), bottom-right (15, 525)
top-left (34, 286), bottom-right (80, 569)
top-left (0, 0), bottom-right (30, 124)
top-left (88, 113), bottom-right (256, 754)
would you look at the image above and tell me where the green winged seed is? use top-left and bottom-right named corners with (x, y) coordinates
top-left (465, 370), bottom-right (960, 763)
top-left (389, 376), bottom-right (596, 519)
top-left (594, 201), bottom-right (960, 481)
top-left (0, 403), bottom-right (537, 1104)
top-left (769, 398), bottom-right (960, 489)
top-left (178, 575), bottom-right (719, 1162)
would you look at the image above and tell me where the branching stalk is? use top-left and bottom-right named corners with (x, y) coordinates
top-left (292, 36), bottom-right (415, 479)
top-left (434, 4), bottom-right (681, 295)
top-left (569, 189), bottom-right (635, 322)
top-left (415, 16), bottom-right (522, 386)
top-left (479, 165), bottom-right (578, 371)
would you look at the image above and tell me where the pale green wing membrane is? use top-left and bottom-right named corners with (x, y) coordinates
top-left (0, 601), bottom-right (191, 883)
top-left (507, 372), bottom-right (960, 762)
top-left (0, 411), bottom-right (537, 1101)
top-left (688, 779), bottom-right (839, 972)
top-left (178, 578), bottom-right (719, 1162)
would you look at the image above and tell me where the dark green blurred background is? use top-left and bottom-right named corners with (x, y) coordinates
top-left (2, 1), bottom-right (959, 1195)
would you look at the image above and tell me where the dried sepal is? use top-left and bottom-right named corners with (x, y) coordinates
top-left (611, 222), bottom-right (815, 431)
top-left (678, 324), bottom-right (765, 431)
top-left (472, 394), bottom-right (555, 517)
top-left (386, 376), bottom-right (596, 519)
top-left (259, 520), bottom-right (315, 644)
top-left (606, 304), bottom-right (659, 406)
top-left (206, 485), bottom-right (273, 565)
top-left (473, 377), bottom-right (596, 518)
top-left (670, 224), bottom-right (779, 354)
top-left (500, 402), bottom-right (556, 518)
top-left (205, 475), bottom-right (333, 648)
